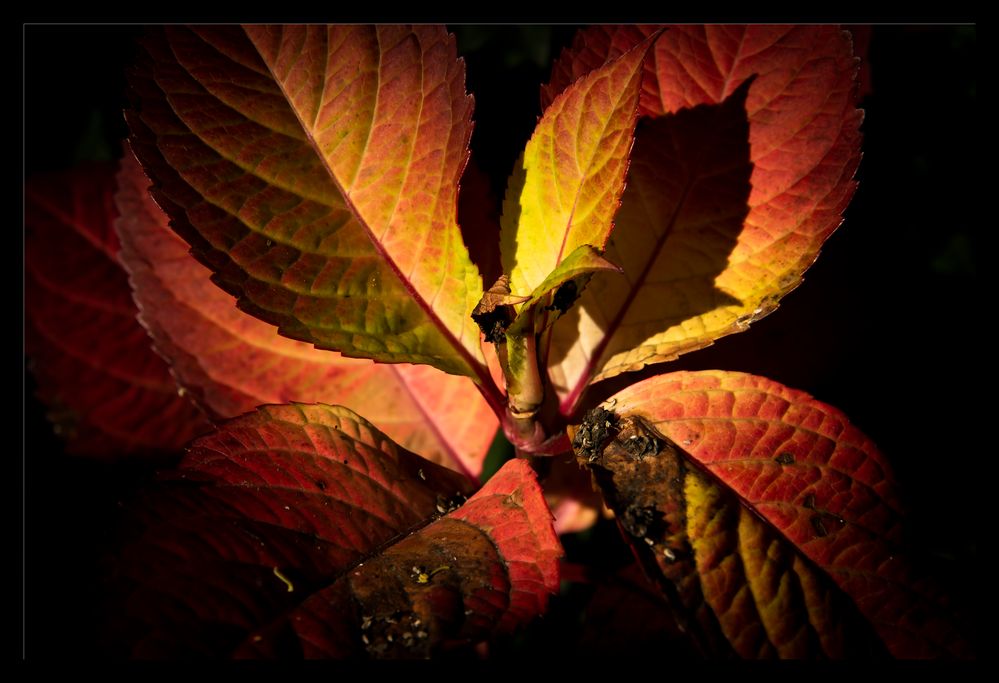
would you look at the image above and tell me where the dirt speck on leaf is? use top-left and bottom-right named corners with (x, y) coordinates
top-left (774, 452), bottom-right (795, 465)
top-left (571, 407), bottom-right (620, 463)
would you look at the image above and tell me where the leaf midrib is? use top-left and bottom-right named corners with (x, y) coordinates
top-left (183, 27), bottom-right (488, 383)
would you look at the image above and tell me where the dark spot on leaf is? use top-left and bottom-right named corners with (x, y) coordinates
top-left (622, 505), bottom-right (663, 539)
top-left (810, 514), bottom-right (829, 537)
top-left (803, 493), bottom-right (817, 509)
top-left (621, 429), bottom-right (664, 461)
top-left (471, 275), bottom-right (518, 344)
top-left (545, 279), bottom-right (579, 315)
top-left (315, 479), bottom-right (327, 491)
top-left (435, 492), bottom-right (467, 516)
top-left (572, 407), bottom-right (620, 463)
top-left (471, 307), bottom-right (512, 343)
top-left (774, 452), bottom-right (795, 465)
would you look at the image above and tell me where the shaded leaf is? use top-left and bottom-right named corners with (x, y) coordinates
top-left (112, 404), bottom-right (560, 658)
top-left (25, 164), bottom-right (209, 457)
top-left (115, 152), bottom-right (498, 477)
top-left (578, 563), bottom-right (695, 658)
top-left (127, 26), bottom-right (490, 381)
top-left (499, 34), bottom-right (654, 297)
top-left (548, 26), bottom-right (863, 415)
top-left (571, 371), bottom-right (971, 658)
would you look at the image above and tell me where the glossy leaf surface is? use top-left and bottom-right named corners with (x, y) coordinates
top-left (127, 26), bottom-right (489, 380)
top-left (25, 165), bottom-right (209, 457)
top-left (115, 152), bottom-right (497, 476)
top-left (112, 404), bottom-right (560, 658)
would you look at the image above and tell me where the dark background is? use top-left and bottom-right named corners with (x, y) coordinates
top-left (23, 25), bottom-right (979, 657)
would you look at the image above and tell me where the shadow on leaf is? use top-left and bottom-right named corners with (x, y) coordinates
top-left (548, 80), bottom-right (755, 415)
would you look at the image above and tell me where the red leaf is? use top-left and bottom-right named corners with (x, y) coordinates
top-left (579, 564), bottom-right (695, 658)
top-left (112, 405), bottom-right (560, 658)
top-left (541, 25), bottom-right (660, 111)
top-left (572, 371), bottom-right (971, 658)
top-left (25, 165), bottom-right (209, 457)
top-left (114, 152), bottom-right (497, 477)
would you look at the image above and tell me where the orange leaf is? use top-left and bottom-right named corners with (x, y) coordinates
top-left (548, 26), bottom-right (863, 415)
top-left (542, 25), bottom-right (661, 112)
top-left (127, 26), bottom-right (490, 381)
top-left (115, 151), bottom-right (498, 478)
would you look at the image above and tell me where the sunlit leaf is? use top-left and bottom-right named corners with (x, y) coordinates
top-left (499, 35), bottom-right (654, 298)
top-left (548, 26), bottom-right (863, 415)
top-left (127, 26), bottom-right (490, 381)
top-left (115, 152), bottom-right (497, 476)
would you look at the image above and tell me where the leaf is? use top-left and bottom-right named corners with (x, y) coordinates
top-left (578, 564), bottom-right (694, 658)
top-left (112, 404), bottom-right (560, 658)
top-left (571, 371), bottom-right (972, 659)
top-left (508, 244), bottom-right (621, 338)
top-left (502, 246), bottom-right (620, 409)
top-left (24, 164), bottom-right (209, 457)
top-left (542, 456), bottom-right (604, 536)
top-left (115, 152), bottom-right (498, 477)
top-left (548, 26), bottom-right (863, 415)
top-left (499, 34), bottom-right (654, 298)
top-left (541, 25), bottom-right (661, 112)
top-left (126, 26), bottom-right (489, 381)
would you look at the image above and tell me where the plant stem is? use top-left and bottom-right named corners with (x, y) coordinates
top-left (502, 325), bottom-right (548, 450)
